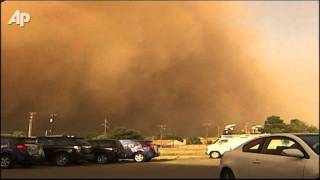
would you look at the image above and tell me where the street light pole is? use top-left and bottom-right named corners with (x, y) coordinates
top-left (204, 123), bottom-right (212, 137)
top-left (28, 112), bottom-right (36, 137)
top-left (203, 123), bottom-right (212, 143)
top-left (158, 124), bottom-right (167, 146)
top-left (104, 119), bottom-right (107, 137)
top-left (245, 122), bottom-right (249, 134)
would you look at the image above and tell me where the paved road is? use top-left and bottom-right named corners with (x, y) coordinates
top-left (1, 158), bottom-right (220, 178)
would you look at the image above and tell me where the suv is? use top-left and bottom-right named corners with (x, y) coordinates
top-left (1, 136), bottom-right (45, 168)
top-left (37, 136), bottom-right (94, 166)
top-left (88, 140), bottom-right (119, 164)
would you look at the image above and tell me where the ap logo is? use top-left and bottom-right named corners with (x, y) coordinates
top-left (8, 10), bottom-right (31, 27)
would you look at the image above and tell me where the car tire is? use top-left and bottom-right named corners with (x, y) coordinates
top-left (209, 151), bottom-right (221, 159)
top-left (55, 153), bottom-right (69, 166)
top-left (1, 154), bottom-right (14, 169)
top-left (220, 168), bottom-right (235, 179)
top-left (96, 154), bottom-right (108, 164)
top-left (134, 152), bottom-right (145, 163)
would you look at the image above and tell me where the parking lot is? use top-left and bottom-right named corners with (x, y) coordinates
top-left (1, 158), bottom-right (219, 179)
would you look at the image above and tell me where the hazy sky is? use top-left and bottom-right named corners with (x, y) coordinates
top-left (244, 1), bottom-right (319, 126)
top-left (1, 1), bottom-right (318, 136)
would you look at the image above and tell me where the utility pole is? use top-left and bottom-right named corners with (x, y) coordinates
top-left (158, 124), bottom-right (167, 146)
top-left (203, 123), bottom-right (212, 143)
top-left (28, 112), bottom-right (36, 137)
top-left (244, 122), bottom-right (248, 134)
top-left (101, 114), bottom-right (111, 138)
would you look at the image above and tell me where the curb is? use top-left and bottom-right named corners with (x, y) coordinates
top-left (153, 155), bottom-right (208, 161)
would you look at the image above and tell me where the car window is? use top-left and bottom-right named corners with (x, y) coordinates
top-left (101, 140), bottom-right (116, 147)
top-left (119, 140), bottom-right (133, 145)
top-left (119, 140), bottom-right (136, 148)
top-left (243, 137), bottom-right (265, 153)
top-left (296, 135), bottom-right (319, 155)
top-left (262, 137), bottom-right (304, 156)
top-left (88, 140), bottom-right (113, 147)
top-left (88, 141), bottom-right (99, 146)
top-left (1, 138), bottom-right (8, 145)
top-left (56, 139), bottom-right (74, 145)
top-left (45, 139), bottom-right (57, 145)
top-left (267, 139), bottom-right (294, 149)
top-left (18, 138), bottom-right (38, 144)
top-left (212, 138), bottom-right (219, 144)
top-left (1, 138), bottom-right (10, 147)
top-left (38, 139), bottom-right (55, 146)
top-left (38, 138), bottom-right (73, 146)
top-left (72, 138), bottom-right (91, 146)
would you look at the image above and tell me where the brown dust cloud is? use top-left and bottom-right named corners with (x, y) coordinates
top-left (1, 2), bottom-right (284, 137)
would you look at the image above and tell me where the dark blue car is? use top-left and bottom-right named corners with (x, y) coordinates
top-left (118, 140), bottom-right (160, 162)
top-left (88, 139), bottom-right (159, 163)
top-left (1, 136), bottom-right (45, 168)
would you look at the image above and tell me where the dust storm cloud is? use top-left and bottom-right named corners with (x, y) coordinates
top-left (1, 2), bottom-right (280, 136)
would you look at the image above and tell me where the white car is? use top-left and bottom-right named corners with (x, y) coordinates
top-left (207, 135), bottom-right (260, 158)
top-left (219, 133), bottom-right (319, 179)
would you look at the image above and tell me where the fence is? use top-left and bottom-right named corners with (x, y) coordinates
top-left (158, 144), bottom-right (207, 156)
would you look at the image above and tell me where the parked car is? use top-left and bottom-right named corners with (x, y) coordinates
top-left (219, 133), bottom-right (319, 179)
top-left (118, 140), bottom-right (159, 162)
top-left (1, 136), bottom-right (45, 169)
top-left (89, 139), bottom-right (159, 163)
top-left (37, 136), bottom-right (94, 166)
top-left (206, 134), bottom-right (260, 158)
top-left (88, 139), bottom-right (119, 164)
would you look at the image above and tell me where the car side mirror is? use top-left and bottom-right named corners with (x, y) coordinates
top-left (282, 149), bottom-right (304, 158)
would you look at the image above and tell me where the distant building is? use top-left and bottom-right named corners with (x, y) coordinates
top-left (200, 137), bottom-right (218, 144)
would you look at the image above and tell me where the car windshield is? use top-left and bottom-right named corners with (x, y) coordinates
top-left (297, 134), bottom-right (319, 155)
top-left (211, 138), bottom-right (219, 144)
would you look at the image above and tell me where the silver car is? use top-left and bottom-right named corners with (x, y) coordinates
top-left (219, 133), bottom-right (319, 179)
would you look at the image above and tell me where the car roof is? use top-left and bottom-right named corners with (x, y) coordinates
top-left (1, 135), bottom-right (17, 138)
top-left (37, 136), bottom-right (83, 139)
top-left (292, 133), bottom-right (319, 136)
top-left (242, 133), bottom-right (319, 140)
top-left (260, 133), bottom-right (318, 136)
top-left (1, 136), bottom-right (33, 139)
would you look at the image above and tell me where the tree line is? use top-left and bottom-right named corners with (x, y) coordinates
top-left (263, 116), bottom-right (318, 133)
top-left (3, 116), bottom-right (318, 145)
